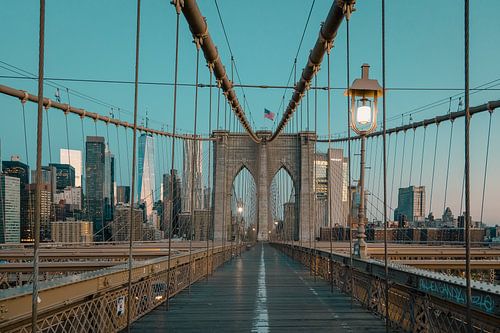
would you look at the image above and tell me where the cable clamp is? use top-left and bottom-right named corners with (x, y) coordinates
top-left (304, 81), bottom-right (311, 91)
top-left (63, 104), bottom-right (71, 115)
top-left (207, 60), bottom-right (215, 72)
top-left (341, 0), bottom-right (356, 21)
top-left (487, 102), bottom-right (495, 113)
top-left (170, 0), bottom-right (184, 14)
top-left (319, 23), bottom-right (334, 53)
top-left (20, 91), bottom-right (29, 104)
top-left (44, 99), bottom-right (51, 110)
top-left (193, 32), bottom-right (207, 50)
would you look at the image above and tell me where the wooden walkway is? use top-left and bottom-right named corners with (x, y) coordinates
top-left (131, 243), bottom-right (388, 332)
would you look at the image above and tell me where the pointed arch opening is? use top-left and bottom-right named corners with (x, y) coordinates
top-left (269, 167), bottom-right (297, 241)
top-left (230, 166), bottom-right (257, 242)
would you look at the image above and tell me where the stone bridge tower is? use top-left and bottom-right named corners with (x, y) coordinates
top-left (212, 130), bottom-right (316, 242)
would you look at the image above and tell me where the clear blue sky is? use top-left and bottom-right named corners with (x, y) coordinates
top-left (0, 1), bottom-right (499, 224)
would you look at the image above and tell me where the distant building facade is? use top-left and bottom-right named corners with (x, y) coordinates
top-left (394, 186), bottom-right (426, 224)
top-left (111, 204), bottom-right (143, 241)
top-left (86, 136), bottom-right (105, 241)
top-left (60, 149), bottom-right (82, 187)
top-left (182, 140), bottom-right (203, 213)
top-left (2, 157), bottom-right (30, 241)
top-left (0, 175), bottom-right (20, 243)
top-left (51, 220), bottom-right (93, 243)
top-left (27, 183), bottom-right (52, 241)
top-left (49, 163), bottom-right (75, 190)
top-left (116, 185), bottom-right (131, 204)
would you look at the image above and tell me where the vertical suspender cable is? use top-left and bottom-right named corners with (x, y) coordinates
top-left (429, 125), bottom-right (439, 216)
top-left (464, 0), bottom-right (472, 330)
top-left (480, 111), bottom-right (492, 224)
top-left (313, 74), bottom-right (318, 279)
top-left (408, 128), bottom-right (415, 186)
top-left (188, 46), bottom-right (200, 292)
top-left (327, 49), bottom-right (333, 293)
top-left (167, 5), bottom-right (180, 310)
top-left (126, 0), bottom-right (141, 330)
top-left (307, 87), bottom-right (310, 131)
top-left (32, 1), bottom-right (45, 331)
top-left (389, 131), bottom-right (398, 209)
top-left (207, 64), bottom-right (213, 278)
top-left (115, 114), bottom-right (124, 186)
top-left (381, 0), bottom-right (390, 330)
top-left (398, 130), bottom-right (406, 190)
top-left (46, 107), bottom-right (52, 163)
top-left (346, 15), bottom-right (354, 305)
top-left (419, 127), bottom-right (427, 186)
top-left (443, 120), bottom-right (454, 212)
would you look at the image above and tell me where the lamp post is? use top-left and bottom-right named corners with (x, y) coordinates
top-left (237, 202), bottom-right (243, 247)
top-left (347, 64), bottom-right (382, 259)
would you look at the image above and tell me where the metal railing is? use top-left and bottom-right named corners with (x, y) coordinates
top-left (0, 244), bottom-right (247, 333)
top-left (272, 242), bottom-right (500, 333)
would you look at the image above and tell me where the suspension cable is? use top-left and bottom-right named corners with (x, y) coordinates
top-left (207, 61), bottom-right (213, 278)
top-left (381, 0), bottom-right (390, 329)
top-left (326, 45), bottom-right (334, 293)
top-left (345, 14), bottom-right (354, 304)
top-left (408, 127), bottom-right (416, 186)
top-left (188, 45), bottom-right (200, 293)
top-left (166, 3), bottom-right (181, 310)
top-left (389, 132), bottom-right (398, 210)
top-left (398, 129), bottom-right (407, 190)
top-left (428, 125), bottom-right (440, 216)
top-left (464, 0), bottom-right (472, 330)
top-left (126, 0), bottom-right (141, 330)
top-left (480, 110), bottom-right (493, 223)
top-left (418, 126), bottom-right (427, 186)
top-left (45, 105), bottom-right (53, 163)
top-left (443, 120), bottom-right (455, 212)
top-left (32, 0), bottom-right (45, 331)
top-left (114, 110), bottom-right (123, 186)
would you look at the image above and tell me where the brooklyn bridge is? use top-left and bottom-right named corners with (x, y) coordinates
top-left (0, 0), bottom-right (499, 332)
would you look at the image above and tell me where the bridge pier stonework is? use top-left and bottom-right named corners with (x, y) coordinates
top-left (212, 130), bottom-right (316, 242)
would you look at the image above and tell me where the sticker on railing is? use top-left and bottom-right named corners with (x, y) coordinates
top-left (117, 296), bottom-right (125, 316)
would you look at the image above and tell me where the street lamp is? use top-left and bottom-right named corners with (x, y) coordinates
top-left (236, 202), bottom-right (243, 245)
top-left (346, 64), bottom-right (382, 259)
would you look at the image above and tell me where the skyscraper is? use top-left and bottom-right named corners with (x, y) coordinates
top-left (394, 186), bottom-right (426, 223)
top-left (31, 165), bottom-right (56, 194)
top-left (138, 133), bottom-right (155, 221)
top-left (2, 157), bottom-right (30, 241)
top-left (314, 149), bottom-right (349, 227)
top-left (163, 170), bottom-right (182, 236)
top-left (182, 140), bottom-right (203, 213)
top-left (49, 163), bottom-right (75, 190)
top-left (86, 136), bottom-right (105, 241)
top-left (327, 148), bottom-right (349, 227)
top-left (60, 149), bottom-right (82, 187)
top-left (27, 183), bottom-right (52, 240)
top-left (0, 175), bottom-right (20, 243)
top-left (104, 148), bottom-right (115, 223)
top-left (116, 185), bottom-right (130, 204)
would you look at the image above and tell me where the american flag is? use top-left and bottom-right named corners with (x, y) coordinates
top-left (264, 108), bottom-right (275, 121)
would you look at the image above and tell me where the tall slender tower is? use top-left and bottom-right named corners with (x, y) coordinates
top-left (138, 133), bottom-right (155, 222)
top-left (85, 136), bottom-right (105, 241)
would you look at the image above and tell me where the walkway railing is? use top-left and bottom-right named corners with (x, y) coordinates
top-left (0, 244), bottom-right (247, 333)
top-left (272, 242), bottom-right (500, 333)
